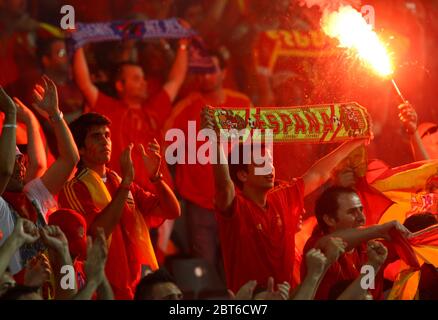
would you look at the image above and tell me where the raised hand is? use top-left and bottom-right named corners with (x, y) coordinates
top-left (380, 220), bottom-right (412, 240)
top-left (11, 218), bottom-right (40, 245)
top-left (318, 236), bottom-right (346, 264)
top-left (40, 225), bottom-right (69, 254)
top-left (0, 87), bottom-right (17, 115)
top-left (32, 75), bottom-right (60, 120)
top-left (177, 19), bottom-right (191, 47)
top-left (200, 105), bottom-right (222, 142)
top-left (333, 167), bottom-right (356, 188)
top-left (228, 280), bottom-right (257, 300)
top-left (200, 106), bottom-right (217, 131)
top-left (276, 281), bottom-right (291, 300)
top-left (120, 143), bottom-right (134, 186)
top-left (398, 103), bottom-right (417, 135)
top-left (366, 240), bottom-right (388, 269)
top-left (137, 140), bottom-right (161, 180)
top-left (305, 248), bottom-right (329, 277)
top-left (84, 228), bottom-right (108, 284)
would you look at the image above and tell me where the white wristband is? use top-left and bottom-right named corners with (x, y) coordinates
top-left (3, 124), bottom-right (17, 128)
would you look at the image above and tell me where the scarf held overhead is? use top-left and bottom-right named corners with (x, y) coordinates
top-left (212, 102), bottom-right (372, 143)
top-left (67, 18), bottom-right (214, 73)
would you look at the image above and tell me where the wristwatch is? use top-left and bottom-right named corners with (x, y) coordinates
top-left (149, 171), bottom-right (163, 183)
top-left (49, 111), bottom-right (64, 123)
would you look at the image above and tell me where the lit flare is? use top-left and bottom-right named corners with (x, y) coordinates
top-left (322, 5), bottom-right (393, 77)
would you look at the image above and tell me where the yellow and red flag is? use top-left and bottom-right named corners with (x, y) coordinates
top-left (368, 160), bottom-right (438, 224)
top-left (388, 225), bottom-right (438, 300)
top-left (365, 160), bottom-right (438, 299)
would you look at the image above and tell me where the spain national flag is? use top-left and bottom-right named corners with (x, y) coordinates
top-left (387, 225), bottom-right (438, 300)
top-left (366, 159), bottom-right (438, 299)
top-left (368, 159), bottom-right (438, 224)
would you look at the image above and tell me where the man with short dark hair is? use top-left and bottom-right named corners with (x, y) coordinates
top-left (73, 36), bottom-right (189, 190)
top-left (58, 112), bottom-right (181, 299)
top-left (134, 269), bottom-right (182, 300)
top-left (37, 38), bottom-right (84, 123)
top-left (201, 106), bottom-right (368, 293)
top-left (301, 186), bottom-right (410, 299)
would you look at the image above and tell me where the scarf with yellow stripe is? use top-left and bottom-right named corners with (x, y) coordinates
top-left (65, 168), bottom-right (158, 274)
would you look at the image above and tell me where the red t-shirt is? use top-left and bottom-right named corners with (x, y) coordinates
top-left (301, 230), bottom-right (385, 300)
top-left (59, 168), bottom-right (162, 299)
top-left (93, 90), bottom-right (172, 190)
top-left (166, 90), bottom-right (252, 210)
top-left (217, 178), bottom-right (305, 293)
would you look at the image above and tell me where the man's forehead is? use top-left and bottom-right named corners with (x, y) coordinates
top-left (87, 125), bottom-right (110, 135)
top-left (339, 192), bottom-right (362, 207)
top-left (122, 64), bottom-right (143, 76)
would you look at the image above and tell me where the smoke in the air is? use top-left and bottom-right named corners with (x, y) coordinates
top-left (298, 0), bottom-right (362, 12)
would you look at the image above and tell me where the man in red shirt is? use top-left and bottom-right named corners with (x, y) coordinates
top-left (58, 113), bottom-right (181, 299)
top-left (72, 37), bottom-right (189, 190)
top-left (200, 106), bottom-right (367, 293)
top-left (164, 52), bottom-right (252, 274)
top-left (301, 186), bottom-right (411, 299)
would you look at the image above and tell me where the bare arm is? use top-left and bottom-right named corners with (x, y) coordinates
top-left (72, 47), bottom-right (99, 108)
top-left (317, 220), bottom-right (410, 252)
top-left (0, 219), bottom-right (39, 277)
top-left (213, 141), bottom-right (236, 213)
top-left (200, 107), bottom-right (235, 212)
top-left (89, 188), bottom-right (130, 238)
top-left (89, 145), bottom-right (134, 237)
top-left (163, 39), bottom-right (189, 102)
top-left (73, 277), bottom-right (99, 300)
top-left (0, 87), bottom-right (17, 195)
top-left (40, 225), bottom-right (77, 299)
top-left (292, 249), bottom-right (329, 300)
top-left (302, 139), bottom-right (366, 196)
top-left (148, 179), bottom-right (181, 219)
top-left (255, 69), bottom-right (275, 106)
top-left (293, 237), bottom-right (346, 300)
top-left (410, 131), bottom-right (430, 161)
top-left (398, 103), bottom-right (430, 161)
top-left (14, 97), bottom-right (46, 181)
top-left (96, 276), bottom-right (114, 300)
top-left (74, 229), bottom-right (110, 300)
top-left (0, 236), bottom-right (21, 278)
top-left (33, 76), bottom-right (80, 195)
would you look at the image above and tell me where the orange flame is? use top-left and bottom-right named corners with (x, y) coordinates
top-left (322, 6), bottom-right (393, 77)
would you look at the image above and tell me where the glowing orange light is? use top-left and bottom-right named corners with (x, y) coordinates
top-left (322, 6), bottom-right (393, 77)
